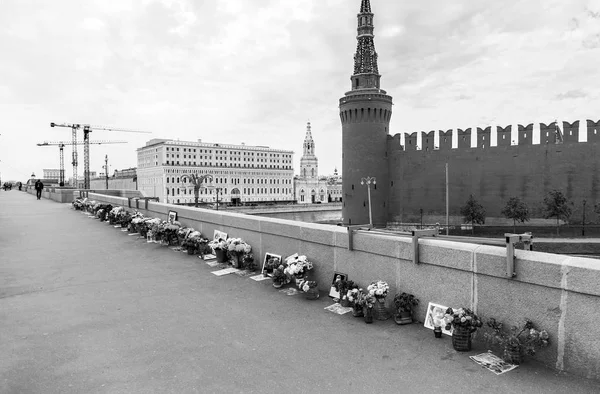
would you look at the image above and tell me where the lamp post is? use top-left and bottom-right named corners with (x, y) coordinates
top-left (360, 176), bottom-right (376, 227)
top-left (582, 199), bottom-right (587, 237)
top-left (420, 208), bottom-right (423, 229)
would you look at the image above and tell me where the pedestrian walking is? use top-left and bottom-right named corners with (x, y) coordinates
top-left (18, 181), bottom-right (22, 191)
top-left (35, 179), bottom-right (44, 200)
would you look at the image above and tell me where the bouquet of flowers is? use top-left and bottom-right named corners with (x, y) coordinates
top-left (357, 289), bottom-right (376, 309)
top-left (72, 198), bottom-right (85, 210)
top-left (283, 254), bottom-right (314, 278)
top-left (243, 253), bottom-right (257, 271)
top-left (299, 279), bottom-right (318, 292)
top-left (162, 221), bottom-right (181, 245)
top-left (118, 210), bottom-right (132, 228)
top-left (145, 218), bottom-right (163, 241)
top-left (263, 256), bottom-right (281, 275)
top-left (367, 280), bottom-right (389, 299)
top-left (486, 319), bottom-right (550, 357)
top-left (182, 230), bottom-right (209, 254)
top-left (129, 212), bottom-right (145, 233)
top-left (335, 278), bottom-right (355, 305)
top-left (208, 238), bottom-right (228, 251)
top-left (443, 307), bottom-right (483, 333)
top-left (272, 265), bottom-right (288, 285)
top-left (226, 238), bottom-right (252, 254)
top-left (108, 206), bottom-right (124, 224)
top-left (347, 288), bottom-right (361, 305)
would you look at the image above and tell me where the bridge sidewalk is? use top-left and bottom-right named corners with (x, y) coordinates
top-left (1, 191), bottom-right (598, 393)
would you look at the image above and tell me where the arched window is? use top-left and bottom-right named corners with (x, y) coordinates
top-left (311, 168), bottom-right (315, 177)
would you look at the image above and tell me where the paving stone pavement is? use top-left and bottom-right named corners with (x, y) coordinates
top-left (1, 190), bottom-right (599, 394)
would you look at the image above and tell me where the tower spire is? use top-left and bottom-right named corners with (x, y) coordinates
top-left (360, 0), bottom-right (371, 13)
top-left (352, 0), bottom-right (380, 90)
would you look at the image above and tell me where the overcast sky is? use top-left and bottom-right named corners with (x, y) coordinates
top-left (0, 0), bottom-right (598, 182)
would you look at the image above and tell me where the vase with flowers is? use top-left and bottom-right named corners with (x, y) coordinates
top-left (443, 307), bottom-right (483, 351)
top-left (357, 290), bottom-right (375, 324)
top-left (208, 238), bottom-right (228, 263)
top-left (367, 280), bottom-right (390, 320)
top-left (485, 319), bottom-right (550, 365)
top-left (347, 288), bottom-right (364, 317)
top-left (393, 292), bottom-right (419, 325)
top-left (299, 279), bottom-right (319, 300)
top-left (284, 254), bottom-right (314, 284)
top-left (272, 266), bottom-right (287, 288)
top-left (226, 238), bottom-right (252, 268)
top-left (335, 278), bottom-right (355, 307)
top-left (243, 253), bottom-right (257, 271)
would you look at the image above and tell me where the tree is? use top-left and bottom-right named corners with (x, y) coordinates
top-left (460, 194), bottom-right (486, 234)
top-left (181, 173), bottom-right (213, 208)
top-left (501, 197), bottom-right (530, 233)
top-left (542, 190), bottom-right (572, 236)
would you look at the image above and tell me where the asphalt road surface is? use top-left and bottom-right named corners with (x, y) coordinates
top-left (1, 190), bottom-right (599, 394)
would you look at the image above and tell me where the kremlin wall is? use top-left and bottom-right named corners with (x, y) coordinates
top-left (389, 119), bottom-right (600, 223)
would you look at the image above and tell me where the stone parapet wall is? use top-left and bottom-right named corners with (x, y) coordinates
top-left (87, 192), bottom-right (600, 379)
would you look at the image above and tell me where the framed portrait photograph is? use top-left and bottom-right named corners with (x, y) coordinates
top-left (213, 230), bottom-right (228, 241)
top-left (261, 253), bottom-right (282, 277)
top-left (167, 210), bottom-right (178, 224)
top-left (329, 272), bottom-right (348, 299)
top-left (424, 302), bottom-right (452, 336)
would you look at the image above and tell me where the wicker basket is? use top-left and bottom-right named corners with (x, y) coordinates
top-left (451, 326), bottom-right (472, 351)
top-left (504, 346), bottom-right (523, 365)
top-left (373, 297), bottom-right (391, 321)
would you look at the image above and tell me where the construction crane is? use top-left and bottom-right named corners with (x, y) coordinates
top-left (37, 140), bottom-right (127, 187)
top-left (49, 122), bottom-right (151, 188)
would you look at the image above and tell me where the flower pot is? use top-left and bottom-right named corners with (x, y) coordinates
top-left (187, 247), bottom-right (196, 255)
top-left (215, 249), bottom-right (227, 263)
top-left (394, 310), bottom-right (413, 325)
top-left (434, 326), bottom-right (443, 338)
top-left (273, 281), bottom-right (284, 289)
top-left (231, 253), bottom-right (241, 268)
top-left (294, 275), bottom-right (304, 286)
top-left (451, 326), bottom-right (472, 352)
top-left (304, 287), bottom-right (319, 300)
top-left (504, 346), bottom-right (523, 365)
top-left (373, 297), bottom-right (391, 321)
top-left (363, 307), bottom-right (374, 324)
top-left (352, 304), bottom-right (364, 317)
top-left (340, 297), bottom-right (352, 308)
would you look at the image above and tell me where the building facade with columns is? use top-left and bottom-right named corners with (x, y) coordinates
top-left (136, 139), bottom-right (295, 205)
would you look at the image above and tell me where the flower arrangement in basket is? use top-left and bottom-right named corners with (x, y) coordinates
top-left (298, 279), bottom-right (319, 300)
top-left (485, 318), bottom-right (549, 365)
top-left (443, 307), bottom-right (483, 351)
top-left (393, 293), bottom-right (419, 325)
top-left (180, 230), bottom-right (208, 255)
top-left (283, 254), bottom-right (314, 280)
top-left (335, 279), bottom-right (356, 307)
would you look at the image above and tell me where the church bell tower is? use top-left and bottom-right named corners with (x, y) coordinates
top-left (339, 0), bottom-right (393, 226)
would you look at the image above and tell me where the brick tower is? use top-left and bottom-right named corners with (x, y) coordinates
top-left (339, 0), bottom-right (393, 226)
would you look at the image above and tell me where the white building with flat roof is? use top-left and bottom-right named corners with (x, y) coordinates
top-left (137, 139), bottom-right (295, 205)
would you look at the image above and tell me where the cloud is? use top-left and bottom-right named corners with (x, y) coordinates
top-left (0, 0), bottom-right (597, 182)
top-left (555, 90), bottom-right (588, 100)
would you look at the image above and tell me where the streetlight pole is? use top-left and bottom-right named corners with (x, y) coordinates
top-left (583, 199), bottom-right (586, 237)
top-left (360, 176), bottom-right (376, 227)
top-left (104, 155), bottom-right (109, 190)
top-left (420, 208), bottom-right (423, 229)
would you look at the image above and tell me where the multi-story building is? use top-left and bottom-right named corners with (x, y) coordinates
top-left (294, 122), bottom-right (343, 203)
top-left (43, 169), bottom-right (61, 179)
top-left (137, 139), bottom-right (295, 205)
